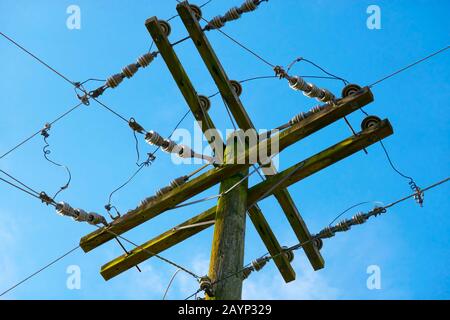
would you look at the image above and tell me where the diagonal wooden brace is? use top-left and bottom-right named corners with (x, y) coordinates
top-left (99, 119), bottom-right (393, 280)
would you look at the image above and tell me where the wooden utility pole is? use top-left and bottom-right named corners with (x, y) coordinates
top-left (80, 1), bottom-right (395, 301)
top-left (207, 135), bottom-right (248, 300)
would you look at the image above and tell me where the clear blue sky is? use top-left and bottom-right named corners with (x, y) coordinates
top-left (0, 0), bottom-right (449, 300)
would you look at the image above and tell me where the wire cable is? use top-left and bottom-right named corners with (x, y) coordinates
top-left (0, 102), bottom-right (83, 160)
top-left (369, 45), bottom-right (449, 88)
top-left (162, 269), bottom-right (181, 300)
top-left (185, 176), bottom-right (450, 300)
top-left (0, 31), bottom-right (75, 86)
top-left (0, 245), bottom-right (80, 297)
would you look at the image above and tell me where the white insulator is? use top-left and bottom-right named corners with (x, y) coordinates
top-left (208, 16), bottom-right (225, 29)
top-left (122, 63), bottom-right (139, 79)
top-left (106, 74), bottom-right (124, 89)
top-left (303, 83), bottom-right (321, 98)
top-left (145, 131), bottom-right (165, 147)
top-left (289, 76), bottom-right (309, 92)
top-left (137, 52), bottom-right (155, 68)
top-left (162, 139), bottom-right (178, 153)
top-left (224, 7), bottom-right (241, 21)
top-left (319, 89), bottom-right (335, 102)
top-left (240, 0), bottom-right (258, 13)
top-left (56, 202), bottom-right (78, 219)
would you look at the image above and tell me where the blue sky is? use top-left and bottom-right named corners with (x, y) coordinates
top-left (0, 0), bottom-right (449, 300)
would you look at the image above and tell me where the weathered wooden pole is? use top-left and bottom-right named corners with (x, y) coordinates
top-left (207, 133), bottom-right (248, 300)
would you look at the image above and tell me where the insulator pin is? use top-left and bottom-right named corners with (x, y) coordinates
top-left (158, 20), bottom-right (172, 37)
top-left (205, 0), bottom-right (263, 30)
top-left (199, 276), bottom-right (214, 297)
top-left (198, 95), bottom-right (211, 112)
top-left (281, 246), bottom-right (294, 262)
top-left (189, 4), bottom-right (202, 20)
top-left (230, 80), bottom-right (243, 96)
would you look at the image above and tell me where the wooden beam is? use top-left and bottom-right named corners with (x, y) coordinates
top-left (177, 2), bottom-right (254, 130)
top-left (146, 18), bottom-right (295, 278)
top-left (145, 17), bottom-right (224, 152)
top-left (247, 205), bottom-right (296, 282)
top-left (80, 88), bottom-right (374, 253)
top-left (101, 208), bottom-right (216, 281)
top-left (100, 120), bottom-right (393, 279)
top-left (177, 2), bottom-right (324, 271)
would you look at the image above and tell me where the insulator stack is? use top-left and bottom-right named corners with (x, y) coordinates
top-left (289, 104), bottom-right (330, 125)
top-left (105, 52), bottom-right (157, 90)
top-left (145, 131), bottom-right (165, 146)
top-left (275, 66), bottom-right (336, 103)
top-left (145, 131), bottom-right (215, 163)
top-left (56, 202), bottom-right (107, 225)
top-left (139, 195), bottom-right (157, 208)
top-left (148, 175), bottom-right (190, 201)
top-left (289, 76), bottom-right (336, 103)
top-left (243, 257), bottom-right (269, 280)
top-left (205, 0), bottom-right (264, 30)
top-left (156, 186), bottom-right (173, 198)
top-left (251, 257), bottom-right (268, 271)
top-left (170, 176), bottom-right (189, 189)
top-left (314, 207), bottom-right (387, 241)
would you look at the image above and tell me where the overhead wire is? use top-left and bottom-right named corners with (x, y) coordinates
top-left (185, 176), bottom-right (450, 300)
top-left (0, 245), bottom-right (81, 297)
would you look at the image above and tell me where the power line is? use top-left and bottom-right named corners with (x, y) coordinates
top-left (0, 31), bottom-right (76, 86)
top-left (0, 102), bottom-right (84, 160)
top-left (163, 269), bottom-right (182, 300)
top-left (0, 245), bottom-right (80, 297)
top-left (369, 45), bottom-right (449, 88)
top-left (185, 175), bottom-right (450, 300)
